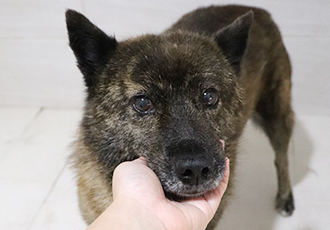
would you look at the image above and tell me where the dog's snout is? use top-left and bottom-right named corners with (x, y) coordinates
top-left (167, 140), bottom-right (217, 186)
top-left (175, 157), bottom-right (213, 185)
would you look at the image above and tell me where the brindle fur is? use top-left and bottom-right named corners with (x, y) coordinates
top-left (67, 5), bottom-right (294, 228)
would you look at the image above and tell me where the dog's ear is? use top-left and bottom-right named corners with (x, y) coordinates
top-left (215, 11), bottom-right (253, 72)
top-left (66, 9), bottom-right (117, 88)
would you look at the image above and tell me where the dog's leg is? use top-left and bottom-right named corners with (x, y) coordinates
top-left (255, 54), bottom-right (295, 216)
top-left (261, 108), bottom-right (294, 216)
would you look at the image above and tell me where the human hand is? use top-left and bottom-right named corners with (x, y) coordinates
top-left (87, 157), bottom-right (230, 230)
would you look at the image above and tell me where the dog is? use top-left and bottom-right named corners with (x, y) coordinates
top-left (66, 4), bottom-right (294, 229)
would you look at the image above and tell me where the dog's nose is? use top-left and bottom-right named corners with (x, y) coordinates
top-left (175, 157), bottom-right (213, 185)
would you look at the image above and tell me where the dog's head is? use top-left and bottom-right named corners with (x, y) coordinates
top-left (66, 10), bottom-right (252, 198)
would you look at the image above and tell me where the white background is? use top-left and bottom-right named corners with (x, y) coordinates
top-left (0, 0), bottom-right (329, 115)
top-left (1, 0), bottom-right (329, 229)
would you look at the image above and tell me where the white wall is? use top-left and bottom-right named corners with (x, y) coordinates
top-left (1, 0), bottom-right (329, 115)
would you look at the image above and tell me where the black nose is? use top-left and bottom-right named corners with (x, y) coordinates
top-left (175, 157), bottom-right (213, 185)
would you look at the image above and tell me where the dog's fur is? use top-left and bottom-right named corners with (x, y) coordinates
top-left (66, 5), bottom-right (294, 229)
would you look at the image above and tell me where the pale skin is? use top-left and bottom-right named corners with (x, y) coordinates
top-left (87, 157), bottom-right (230, 230)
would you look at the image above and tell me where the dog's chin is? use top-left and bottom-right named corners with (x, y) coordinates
top-left (163, 179), bottom-right (222, 201)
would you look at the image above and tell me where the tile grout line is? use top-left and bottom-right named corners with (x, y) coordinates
top-left (27, 162), bottom-right (68, 230)
top-left (18, 107), bottom-right (45, 141)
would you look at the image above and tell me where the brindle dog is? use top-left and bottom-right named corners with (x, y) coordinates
top-left (66, 5), bottom-right (294, 229)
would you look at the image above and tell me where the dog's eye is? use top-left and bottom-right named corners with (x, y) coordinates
top-left (202, 88), bottom-right (219, 106)
top-left (133, 96), bottom-right (155, 115)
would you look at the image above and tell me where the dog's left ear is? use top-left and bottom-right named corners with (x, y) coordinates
top-left (215, 11), bottom-right (253, 71)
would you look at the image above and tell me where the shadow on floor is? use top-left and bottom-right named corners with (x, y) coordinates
top-left (216, 118), bottom-right (313, 230)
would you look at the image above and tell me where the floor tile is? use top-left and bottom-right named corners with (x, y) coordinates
top-left (29, 165), bottom-right (87, 230)
top-left (216, 121), bottom-right (281, 230)
top-left (0, 108), bottom-right (82, 230)
top-left (216, 114), bottom-right (330, 229)
top-left (0, 107), bottom-right (40, 146)
top-left (292, 115), bottom-right (330, 203)
top-left (1, 110), bottom-right (329, 229)
top-left (0, 180), bottom-right (49, 230)
top-left (0, 108), bottom-right (82, 184)
top-left (293, 203), bottom-right (330, 230)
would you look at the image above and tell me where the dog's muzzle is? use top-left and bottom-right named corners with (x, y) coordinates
top-left (163, 139), bottom-right (225, 197)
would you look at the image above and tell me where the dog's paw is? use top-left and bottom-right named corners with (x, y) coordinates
top-left (276, 192), bottom-right (295, 216)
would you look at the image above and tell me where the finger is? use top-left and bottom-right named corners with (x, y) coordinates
top-left (206, 157), bottom-right (230, 212)
top-left (114, 157), bottom-right (149, 179)
top-left (217, 157), bottom-right (230, 197)
top-left (201, 158), bottom-right (228, 218)
top-left (132, 156), bottom-right (148, 165)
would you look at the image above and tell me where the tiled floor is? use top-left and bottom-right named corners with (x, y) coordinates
top-left (1, 107), bottom-right (329, 230)
top-left (0, 107), bottom-right (85, 230)
top-left (1, 0), bottom-right (330, 229)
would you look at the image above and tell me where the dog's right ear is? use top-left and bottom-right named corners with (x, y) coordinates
top-left (66, 9), bottom-right (117, 88)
